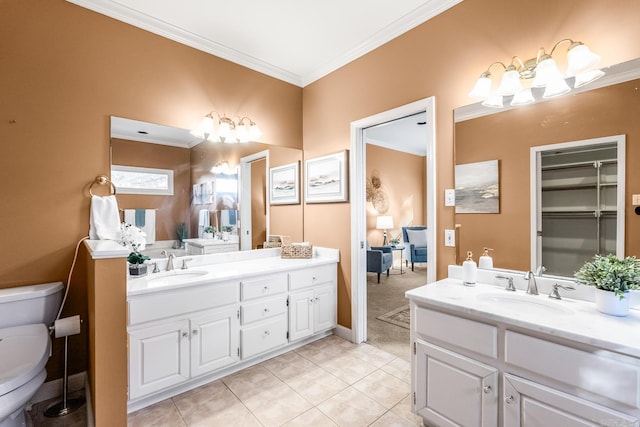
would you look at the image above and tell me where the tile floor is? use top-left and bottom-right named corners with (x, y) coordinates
top-left (127, 335), bottom-right (423, 426)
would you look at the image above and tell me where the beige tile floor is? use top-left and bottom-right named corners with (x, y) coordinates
top-left (127, 335), bottom-right (423, 427)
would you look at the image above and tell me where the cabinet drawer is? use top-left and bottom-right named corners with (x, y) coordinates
top-left (505, 331), bottom-right (640, 408)
top-left (415, 307), bottom-right (497, 358)
top-left (240, 274), bottom-right (287, 301)
top-left (241, 315), bottom-right (288, 359)
top-left (289, 264), bottom-right (335, 291)
top-left (128, 281), bottom-right (238, 325)
top-left (241, 296), bottom-right (287, 325)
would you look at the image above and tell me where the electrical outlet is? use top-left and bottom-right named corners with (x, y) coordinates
top-left (444, 229), bottom-right (456, 247)
top-left (445, 189), bottom-right (456, 207)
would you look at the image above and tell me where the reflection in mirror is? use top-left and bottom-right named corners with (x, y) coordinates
top-left (453, 58), bottom-right (640, 278)
top-left (110, 116), bottom-right (303, 257)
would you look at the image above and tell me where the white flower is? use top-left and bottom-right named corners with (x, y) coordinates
top-left (119, 222), bottom-right (147, 253)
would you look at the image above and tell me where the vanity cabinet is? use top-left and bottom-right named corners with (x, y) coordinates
top-left (288, 265), bottom-right (337, 342)
top-left (128, 305), bottom-right (239, 400)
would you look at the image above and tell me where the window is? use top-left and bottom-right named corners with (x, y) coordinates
top-left (110, 165), bottom-right (174, 196)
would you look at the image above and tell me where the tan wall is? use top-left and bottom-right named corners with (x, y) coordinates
top-left (366, 145), bottom-right (426, 245)
top-left (111, 138), bottom-right (191, 241)
top-left (0, 0), bottom-right (301, 387)
top-left (251, 159), bottom-right (267, 248)
top-left (302, 0), bottom-right (640, 328)
top-left (455, 79), bottom-right (640, 271)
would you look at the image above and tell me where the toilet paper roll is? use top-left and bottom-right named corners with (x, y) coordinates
top-left (54, 315), bottom-right (81, 338)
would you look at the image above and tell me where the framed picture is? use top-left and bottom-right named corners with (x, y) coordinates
top-left (305, 151), bottom-right (349, 203)
top-left (455, 159), bottom-right (500, 213)
top-left (269, 162), bottom-right (300, 205)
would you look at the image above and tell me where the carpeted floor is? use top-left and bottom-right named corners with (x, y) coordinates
top-left (366, 261), bottom-right (428, 361)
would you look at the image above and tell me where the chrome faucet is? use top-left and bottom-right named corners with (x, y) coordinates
top-left (495, 275), bottom-right (516, 291)
top-left (164, 252), bottom-right (175, 271)
top-left (548, 283), bottom-right (575, 300)
top-left (524, 271), bottom-right (539, 295)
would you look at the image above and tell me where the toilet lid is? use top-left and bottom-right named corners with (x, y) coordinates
top-left (0, 324), bottom-right (50, 396)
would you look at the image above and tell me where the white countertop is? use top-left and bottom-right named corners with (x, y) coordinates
top-left (406, 278), bottom-right (640, 358)
top-left (183, 238), bottom-right (239, 247)
top-left (128, 247), bottom-right (339, 297)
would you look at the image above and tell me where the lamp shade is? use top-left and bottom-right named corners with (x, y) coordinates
top-left (469, 75), bottom-right (492, 99)
top-left (566, 44), bottom-right (601, 77)
top-left (573, 69), bottom-right (605, 88)
top-left (481, 93), bottom-right (504, 108)
top-left (510, 88), bottom-right (535, 106)
top-left (497, 69), bottom-right (523, 96)
top-left (543, 75), bottom-right (571, 98)
top-left (533, 57), bottom-right (563, 88)
top-left (376, 215), bottom-right (393, 230)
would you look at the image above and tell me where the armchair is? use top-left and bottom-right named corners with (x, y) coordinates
top-left (402, 226), bottom-right (427, 271)
top-left (367, 243), bottom-right (393, 283)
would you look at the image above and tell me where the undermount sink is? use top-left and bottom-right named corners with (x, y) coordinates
top-left (146, 269), bottom-right (209, 286)
top-left (475, 292), bottom-right (574, 315)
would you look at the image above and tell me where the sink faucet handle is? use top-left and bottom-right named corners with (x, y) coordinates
top-left (149, 262), bottom-right (160, 274)
top-left (160, 250), bottom-right (168, 258)
top-left (548, 283), bottom-right (576, 300)
top-left (181, 258), bottom-right (193, 269)
top-left (496, 275), bottom-right (516, 291)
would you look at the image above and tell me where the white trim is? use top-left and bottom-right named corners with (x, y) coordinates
top-left (66, 0), bottom-right (462, 87)
top-left (333, 324), bottom-right (352, 342)
top-left (530, 135), bottom-right (626, 272)
top-left (455, 58), bottom-right (640, 123)
top-left (350, 97), bottom-right (436, 344)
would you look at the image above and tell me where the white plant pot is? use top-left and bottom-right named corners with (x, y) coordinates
top-left (222, 231), bottom-right (230, 242)
top-left (594, 288), bottom-right (629, 317)
top-left (203, 232), bottom-right (213, 239)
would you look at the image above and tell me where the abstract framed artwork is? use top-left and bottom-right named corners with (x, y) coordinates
top-left (304, 151), bottom-right (349, 203)
top-left (269, 162), bottom-right (300, 205)
top-left (455, 159), bottom-right (500, 213)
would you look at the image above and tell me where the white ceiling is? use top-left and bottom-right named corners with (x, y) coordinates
top-left (67, 0), bottom-right (461, 87)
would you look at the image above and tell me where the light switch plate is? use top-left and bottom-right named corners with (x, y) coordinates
top-left (444, 229), bottom-right (455, 247)
top-left (633, 194), bottom-right (640, 206)
top-left (445, 189), bottom-right (456, 207)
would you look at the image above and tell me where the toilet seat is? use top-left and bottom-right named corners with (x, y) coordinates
top-left (0, 324), bottom-right (50, 398)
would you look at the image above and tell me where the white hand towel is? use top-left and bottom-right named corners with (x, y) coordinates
top-left (198, 209), bottom-right (210, 238)
top-left (124, 209), bottom-right (156, 244)
top-left (89, 195), bottom-right (121, 240)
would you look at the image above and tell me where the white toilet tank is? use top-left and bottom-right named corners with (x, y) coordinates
top-left (0, 282), bottom-right (64, 329)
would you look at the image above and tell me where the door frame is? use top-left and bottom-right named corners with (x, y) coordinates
top-left (350, 97), bottom-right (437, 344)
top-left (240, 150), bottom-right (270, 250)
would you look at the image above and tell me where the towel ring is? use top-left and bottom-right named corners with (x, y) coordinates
top-left (89, 175), bottom-right (117, 197)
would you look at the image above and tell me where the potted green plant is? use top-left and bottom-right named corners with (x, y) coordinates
top-left (389, 235), bottom-right (401, 246)
top-left (221, 225), bottom-right (233, 241)
top-left (574, 254), bottom-right (640, 316)
top-left (203, 226), bottom-right (216, 239)
top-left (127, 251), bottom-right (150, 276)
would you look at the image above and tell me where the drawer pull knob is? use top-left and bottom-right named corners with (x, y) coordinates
top-left (264, 286), bottom-right (269, 291)
top-left (264, 308), bottom-right (270, 313)
top-left (312, 276), bottom-right (317, 281)
top-left (192, 330), bottom-right (198, 335)
top-left (264, 330), bottom-right (270, 336)
top-left (505, 395), bottom-right (514, 404)
top-left (483, 385), bottom-right (491, 394)
top-left (182, 332), bottom-right (189, 338)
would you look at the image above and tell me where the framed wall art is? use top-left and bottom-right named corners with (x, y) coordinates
top-left (455, 159), bottom-right (500, 213)
top-left (269, 161), bottom-right (300, 205)
top-left (305, 151), bottom-right (349, 203)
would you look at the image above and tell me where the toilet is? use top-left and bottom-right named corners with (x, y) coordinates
top-left (0, 282), bottom-right (63, 427)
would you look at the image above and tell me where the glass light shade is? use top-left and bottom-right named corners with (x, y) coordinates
top-left (532, 57), bottom-right (563, 88)
top-left (201, 116), bottom-right (215, 135)
top-left (376, 215), bottom-right (394, 230)
top-left (510, 88), bottom-right (535, 106)
top-left (218, 121), bottom-right (233, 142)
top-left (566, 44), bottom-right (601, 77)
top-left (235, 124), bottom-right (250, 143)
top-left (249, 123), bottom-right (262, 140)
top-left (481, 93), bottom-right (504, 108)
top-left (497, 69), bottom-right (523, 96)
top-left (543, 75), bottom-right (571, 98)
top-left (573, 69), bottom-right (605, 88)
top-left (469, 76), bottom-right (492, 99)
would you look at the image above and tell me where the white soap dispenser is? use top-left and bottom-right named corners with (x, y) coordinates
top-left (478, 247), bottom-right (494, 269)
top-left (462, 251), bottom-right (477, 287)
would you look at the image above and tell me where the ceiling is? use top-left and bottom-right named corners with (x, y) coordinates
top-left (67, 0), bottom-right (461, 87)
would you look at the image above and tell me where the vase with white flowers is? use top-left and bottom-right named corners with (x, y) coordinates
top-left (120, 222), bottom-right (149, 276)
top-left (574, 254), bottom-right (640, 316)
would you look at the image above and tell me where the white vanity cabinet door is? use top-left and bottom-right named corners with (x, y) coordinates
top-left (503, 374), bottom-right (639, 427)
top-left (190, 306), bottom-right (240, 377)
top-left (415, 340), bottom-right (498, 427)
top-left (313, 284), bottom-right (336, 332)
top-left (129, 319), bottom-right (190, 400)
top-left (288, 289), bottom-right (314, 341)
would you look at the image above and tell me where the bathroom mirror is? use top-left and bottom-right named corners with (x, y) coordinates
top-left (110, 116), bottom-right (303, 254)
top-left (453, 58), bottom-right (640, 277)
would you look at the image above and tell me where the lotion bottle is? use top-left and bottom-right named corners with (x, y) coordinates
top-left (478, 247), bottom-right (494, 269)
top-left (462, 251), bottom-right (477, 287)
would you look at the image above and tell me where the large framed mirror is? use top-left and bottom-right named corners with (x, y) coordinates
top-left (453, 58), bottom-right (640, 278)
top-left (110, 116), bottom-right (303, 257)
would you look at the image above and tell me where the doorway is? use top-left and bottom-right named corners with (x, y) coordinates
top-left (350, 97), bottom-right (437, 345)
top-left (240, 150), bottom-right (270, 250)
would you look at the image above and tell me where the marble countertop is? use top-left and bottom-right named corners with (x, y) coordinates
top-left (128, 247), bottom-right (339, 297)
top-left (406, 279), bottom-right (640, 358)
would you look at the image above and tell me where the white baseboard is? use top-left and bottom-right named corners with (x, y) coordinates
top-left (334, 324), bottom-right (352, 342)
top-left (31, 371), bottom-right (87, 404)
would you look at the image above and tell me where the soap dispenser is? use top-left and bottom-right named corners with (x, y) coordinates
top-left (478, 247), bottom-right (494, 269)
top-left (462, 251), bottom-right (477, 287)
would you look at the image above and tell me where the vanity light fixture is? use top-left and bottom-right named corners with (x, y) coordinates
top-left (191, 112), bottom-right (262, 143)
top-left (469, 39), bottom-right (604, 108)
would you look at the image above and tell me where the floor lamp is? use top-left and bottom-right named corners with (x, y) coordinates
top-left (376, 215), bottom-right (394, 246)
